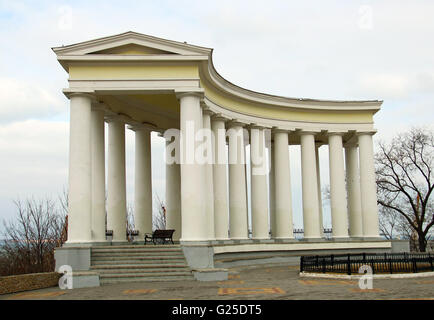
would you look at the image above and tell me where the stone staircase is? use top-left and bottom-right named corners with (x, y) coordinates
top-left (90, 245), bottom-right (194, 285)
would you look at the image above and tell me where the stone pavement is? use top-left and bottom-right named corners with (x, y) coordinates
top-left (1, 264), bottom-right (433, 300)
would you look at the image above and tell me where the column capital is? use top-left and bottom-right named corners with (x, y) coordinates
top-left (201, 108), bottom-right (214, 117)
top-left (175, 89), bottom-right (204, 100)
top-left (105, 113), bottom-right (130, 124)
top-left (226, 119), bottom-right (249, 129)
top-left (355, 130), bottom-right (377, 136)
top-left (271, 127), bottom-right (291, 134)
top-left (248, 123), bottom-right (272, 130)
top-left (296, 129), bottom-right (321, 136)
top-left (127, 122), bottom-right (156, 132)
top-left (211, 113), bottom-right (230, 122)
top-left (326, 131), bottom-right (346, 137)
top-left (65, 91), bottom-right (96, 101)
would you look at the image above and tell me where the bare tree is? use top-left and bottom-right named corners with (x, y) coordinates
top-left (375, 127), bottom-right (434, 252)
top-left (0, 197), bottom-right (66, 276)
top-left (126, 202), bottom-right (135, 242)
top-left (153, 194), bottom-right (166, 230)
top-left (378, 206), bottom-right (411, 240)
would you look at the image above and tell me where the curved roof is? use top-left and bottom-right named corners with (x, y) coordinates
top-left (53, 31), bottom-right (382, 114)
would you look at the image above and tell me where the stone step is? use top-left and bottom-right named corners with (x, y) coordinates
top-left (92, 245), bottom-right (181, 250)
top-left (99, 271), bottom-right (193, 278)
top-left (92, 249), bottom-right (183, 254)
top-left (92, 254), bottom-right (184, 259)
top-left (92, 255), bottom-right (185, 261)
top-left (100, 276), bottom-right (194, 285)
top-left (91, 264), bottom-right (189, 270)
top-left (93, 257), bottom-right (187, 262)
top-left (92, 258), bottom-right (186, 264)
top-left (94, 268), bottom-right (191, 275)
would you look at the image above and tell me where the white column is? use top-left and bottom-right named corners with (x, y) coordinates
top-left (227, 122), bottom-right (249, 239)
top-left (273, 130), bottom-right (294, 239)
top-left (211, 115), bottom-right (229, 240)
top-left (132, 125), bottom-right (153, 239)
top-left (67, 93), bottom-right (93, 244)
top-left (345, 144), bottom-right (363, 237)
top-left (202, 108), bottom-right (215, 240)
top-left (269, 141), bottom-right (276, 237)
top-left (328, 133), bottom-right (349, 238)
top-left (107, 117), bottom-right (127, 243)
top-left (300, 132), bottom-right (322, 239)
top-left (178, 92), bottom-right (206, 241)
top-left (91, 104), bottom-right (107, 243)
top-left (358, 132), bottom-right (380, 238)
top-left (250, 126), bottom-right (269, 239)
top-left (165, 135), bottom-right (182, 241)
top-left (315, 144), bottom-right (324, 237)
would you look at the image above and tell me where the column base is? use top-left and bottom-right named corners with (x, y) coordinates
top-left (110, 240), bottom-right (130, 246)
top-left (252, 238), bottom-right (274, 244)
top-left (300, 237), bottom-right (324, 242)
top-left (363, 236), bottom-right (384, 241)
top-left (132, 240), bottom-right (146, 245)
top-left (274, 238), bottom-right (297, 243)
top-left (331, 236), bottom-right (351, 241)
top-left (232, 239), bottom-right (252, 244)
top-left (215, 240), bottom-right (235, 245)
top-left (349, 236), bottom-right (365, 241)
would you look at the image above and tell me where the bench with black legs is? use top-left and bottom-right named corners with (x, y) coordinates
top-left (144, 229), bottom-right (175, 245)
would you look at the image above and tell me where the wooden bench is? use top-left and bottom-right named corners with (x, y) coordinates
top-left (144, 229), bottom-right (175, 245)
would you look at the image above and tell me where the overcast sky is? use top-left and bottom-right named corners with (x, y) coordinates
top-left (0, 0), bottom-right (433, 236)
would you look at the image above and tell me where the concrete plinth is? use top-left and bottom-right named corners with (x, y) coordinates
top-left (192, 268), bottom-right (228, 281)
top-left (54, 247), bottom-right (91, 272)
top-left (181, 242), bottom-right (215, 269)
top-left (70, 272), bottom-right (100, 288)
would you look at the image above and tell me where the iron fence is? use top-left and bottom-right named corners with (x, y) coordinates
top-left (300, 252), bottom-right (434, 275)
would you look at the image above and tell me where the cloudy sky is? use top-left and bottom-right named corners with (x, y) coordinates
top-left (0, 0), bottom-right (433, 235)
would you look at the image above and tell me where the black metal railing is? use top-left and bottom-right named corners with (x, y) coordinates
top-left (300, 252), bottom-right (434, 275)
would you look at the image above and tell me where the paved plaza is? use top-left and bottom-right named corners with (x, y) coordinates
top-left (1, 264), bottom-right (433, 300)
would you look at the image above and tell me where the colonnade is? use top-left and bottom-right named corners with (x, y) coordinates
top-left (65, 92), bottom-right (380, 245)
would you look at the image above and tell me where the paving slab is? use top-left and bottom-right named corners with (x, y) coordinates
top-left (1, 264), bottom-right (434, 300)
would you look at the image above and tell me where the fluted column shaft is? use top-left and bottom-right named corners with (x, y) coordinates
top-left (328, 133), bottom-right (349, 238)
top-left (358, 133), bottom-right (380, 238)
top-left (107, 118), bottom-right (127, 243)
top-left (211, 116), bottom-right (229, 240)
top-left (91, 106), bottom-right (107, 242)
top-left (273, 131), bottom-right (294, 239)
top-left (67, 94), bottom-right (93, 244)
top-left (250, 126), bottom-right (269, 239)
top-left (300, 133), bottom-right (321, 239)
top-left (228, 123), bottom-right (248, 239)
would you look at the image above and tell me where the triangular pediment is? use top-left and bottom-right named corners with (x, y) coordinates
top-left (90, 43), bottom-right (176, 55)
top-left (52, 31), bottom-right (212, 56)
